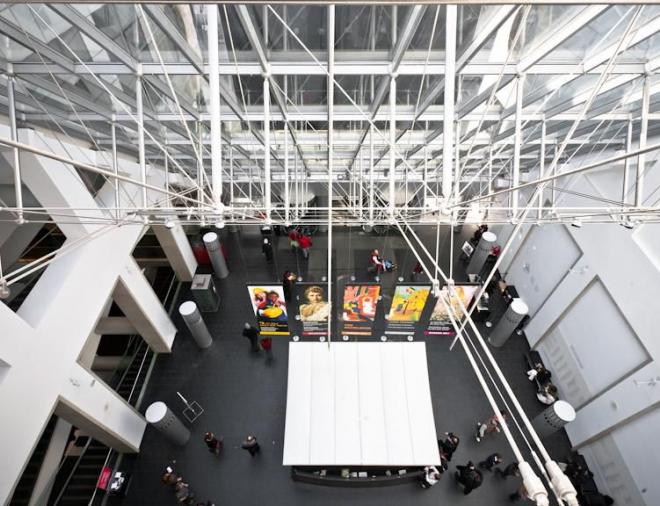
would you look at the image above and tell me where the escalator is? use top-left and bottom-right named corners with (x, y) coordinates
top-left (9, 416), bottom-right (57, 505)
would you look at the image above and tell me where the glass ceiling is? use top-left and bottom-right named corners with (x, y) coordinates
top-left (1, 3), bottom-right (659, 224)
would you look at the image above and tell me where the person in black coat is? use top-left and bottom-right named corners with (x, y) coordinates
top-left (242, 323), bottom-right (259, 352)
top-left (439, 432), bottom-right (460, 461)
top-left (282, 271), bottom-right (297, 302)
top-left (455, 461), bottom-right (483, 495)
top-left (495, 462), bottom-right (520, 479)
top-left (262, 238), bottom-right (273, 263)
top-left (241, 435), bottom-right (260, 456)
top-left (478, 452), bottom-right (503, 472)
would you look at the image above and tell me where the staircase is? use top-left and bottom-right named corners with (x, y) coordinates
top-left (10, 416), bottom-right (57, 505)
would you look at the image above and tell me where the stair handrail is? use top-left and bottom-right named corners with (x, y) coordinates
top-left (50, 438), bottom-right (93, 506)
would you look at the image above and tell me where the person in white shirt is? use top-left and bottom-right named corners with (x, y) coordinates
top-left (421, 466), bottom-right (441, 489)
top-left (536, 384), bottom-right (558, 405)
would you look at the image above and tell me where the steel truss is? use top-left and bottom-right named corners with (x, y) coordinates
top-left (0, 3), bottom-right (659, 229)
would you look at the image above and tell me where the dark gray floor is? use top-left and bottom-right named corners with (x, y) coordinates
top-left (120, 225), bottom-right (571, 506)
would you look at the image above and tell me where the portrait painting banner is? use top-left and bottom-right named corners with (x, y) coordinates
top-left (425, 285), bottom-right (480, 337)
top-left (247, 285), bottom-right (290, 335)
top-left (297, 283), bottom-right (331, 337)
top-left (385, 285), bottom-right (432, 335)
top-left (341, 284), bottom-right (380, 337)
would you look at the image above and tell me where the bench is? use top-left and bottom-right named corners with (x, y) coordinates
top-left (292, 466), bottom-right (424, 488)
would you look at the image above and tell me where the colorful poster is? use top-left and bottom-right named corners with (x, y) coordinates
top-left (342, 284), bottom-right (380, 336)
top-left (386, 285), bottom-right (432, 335)
top-left (298, 284), bottom-right (331, 337)
top-left (425, 285), bottom-right (480, 336)
top-left (247, 285), bottom-right (290, 335)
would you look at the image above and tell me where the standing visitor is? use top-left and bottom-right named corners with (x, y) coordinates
top-left (262, 238), bottom-right (273, 263)
top-left (410, 262), bottom-right (424, 281)
top-left (298, 233), bottom-right (312, 259)
top-left (439, 432), bottom-right (460, 461)
top-left (241, 435), bottom-right (261, 456)
top-left (203, 432), bottom-right (223, 456)
top-left (496, 462), bottom-right (520, 479)
top-left (420, 466), bottom-right (441, 489)
top-left (282, 271), bottom-right (297, 302)
top-left (260, 336), bottom-right (273, 355)
top-left (288, 229), bottom-right (300, 252)
top-left (478, 452), bottom-right (503, 472)
top-left (455, 461), bottom-right (483, 495)
top-left (242, 323), bottom-right (260, 352)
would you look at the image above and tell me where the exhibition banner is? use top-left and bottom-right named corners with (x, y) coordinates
top-left (386, 285), bottom-right (432, 335)
top-left (425, 285), bottom-right (480, 336)
top-left (297, 283), bottom-right (331, 337)
top-left (341, 284), bottom-right (380, 337)
top-left (247, 285), bottom-right (290, 335)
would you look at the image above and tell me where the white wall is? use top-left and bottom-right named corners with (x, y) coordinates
top-left (500, 144), bottom-right (660, 506)
top-left (0, 126), bottom-right (185, 503)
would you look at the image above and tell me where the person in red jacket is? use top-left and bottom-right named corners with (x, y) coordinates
top-left (298, 234), bottom-right (312, 259)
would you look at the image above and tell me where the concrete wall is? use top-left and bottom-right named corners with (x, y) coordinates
top-left (497, 144), bottom-right (660, 506)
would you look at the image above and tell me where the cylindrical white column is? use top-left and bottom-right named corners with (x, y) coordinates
top-left (466, 231), bottom-right (497, 275)
top-left (489, 298), bottom-right (529, 347)
top-left (179, 301), bottom-right (213, 349)
top-left (203, 232), bottom-right (229, 279)
top-left (532, 400), bottom-right (576, 438)
top-left (145, 401), bottom-right (190, 446)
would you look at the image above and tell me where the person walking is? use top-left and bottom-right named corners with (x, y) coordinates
top-left (260, 336), bottom-right (273, 356)
top-left (241, 435), bottom-right (261, 457)
top-left (262, 238), bottom-right (274, 263)
top-left (410, 261), bottom-right (424, 281)
top-left (479, 452), bottom-right (503, 472)
top-left (298, 233), bottom-right (312, 259)
top-left (439, 432), bottom-right (460, 461)
top-left (204, 432), bottom-right (223, 456)
top-left (496, 462), bottom-right (520, 479)
top-left (242, 323), bottom-right (260, 352)
top-left (282, 271), bottom-right (297, 302)
top-left (476, 410), bottom-right (508, 442)
top-left (509, 483), bottom-right (531, 502)
top-left (455, 461), bottom-right (483, 495)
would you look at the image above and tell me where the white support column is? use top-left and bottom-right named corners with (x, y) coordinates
top-left (443, 4), bottom-right (457, 202)
top-left (622, 115), bottom-right (633, 208)
top-left (207, 4), bottom-right (223, 210)
top-left (9, 129), bottom-right (105, 239)
top-left (284, 122), bottom-right (290, 223)
top-left (152, 224), bottom-right (198, 281)
top-left (7, 65), bottom-right (23, 224)
top-left (512, 73), bottom-right (525, 217)
top-left (327, 4), bottom-right (335, 346)
top-left (264, 77), bottom-right (271, 220)
top-left (389, 74), bottom-right (396, 217)
top-left (537, 117), bottom-right (545, 221)
top-left (636, 74), bottom-right (650, 207)
top-left (114, 258), bottom-right (177, 353)
top-left (369, 124), bottom-right (375, 224)
top-left (111, 115), bottom-right (120, 221)
top-left (229, 146), bottom-right (235, 220)
top-left (136, 67), bottom-right (147, 209)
